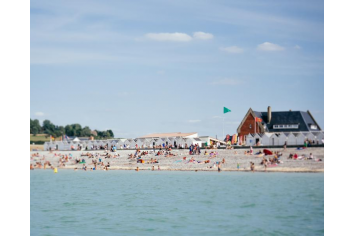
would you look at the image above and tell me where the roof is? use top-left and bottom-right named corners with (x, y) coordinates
top-left (253, 110), bottom-right (322, 132)
top-left (139, 132), bottom-right (198, 138)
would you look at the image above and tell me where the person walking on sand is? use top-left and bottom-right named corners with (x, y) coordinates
top-left (263, 159), bottom-right (267, 172)
top-left (250, 162), bottom-right (255, 172)
top-left (250, 146), bottom-right (253, 155)
top-left (284, 141), bottom-right (287, 151)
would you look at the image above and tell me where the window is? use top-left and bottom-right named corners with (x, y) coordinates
top-left (273, 124), bottom-right (299, 129)
top-left (310, 125), bottom-right (317, 130)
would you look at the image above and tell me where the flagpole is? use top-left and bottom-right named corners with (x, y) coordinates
top-left (255, 118), bottom-right (256, 135)
top-left (223, 116), bottom-right (225, 141)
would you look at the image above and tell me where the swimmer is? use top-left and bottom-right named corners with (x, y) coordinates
top-left (136, 166), bottom-right (139, 171)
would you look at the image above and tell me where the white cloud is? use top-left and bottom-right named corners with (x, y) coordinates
top-left (210, 79), bottom-right (242, 85)
top-left (193, 32), bottom-right (214, 40)
top-left (257, 42), bottom-right (285, 51)
top-left (220, 46), bottom-right (244, 54)
top-left (35, 112), bottom-right (44, 116)
top-left (294, 45), bottom-right (302, 49)
top-left (188, 120), bottom-right (201, 123)
top-left (145, 33), bottom-right (192, 42)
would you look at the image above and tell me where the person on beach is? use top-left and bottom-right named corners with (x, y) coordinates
top-left (30, 164), bottom-right (34, 170)
top-left (222, 158), bottom-right (225, 164)
top-left (136, 167), bottom-right (139, 171)
top-left (263, 159), bottom-right (267, 172)
top-left (237, 162), bottom-right (240, 170)
top-left (308, 153), bottom-right (314, 160)
top-left (284, 141), bottom-right (287, 151)
top-left (158, 165), bottom-right (160, 171)
top-left (152, 166), bottom-right (155, 171)
top-left (218, 163), bottom-right (221, 172)
top-left (250, 146), bottom-right (253, 155)
top-left (250, 162), bottom-right (255, 172)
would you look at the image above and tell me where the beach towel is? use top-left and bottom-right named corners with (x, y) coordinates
top-left (174, 160), bottom-right (182, 163)
top-left (256, 154), bottom-right (264, 158)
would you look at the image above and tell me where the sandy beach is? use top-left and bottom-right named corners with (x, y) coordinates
top-left (30, 147), bottom-right (324, 172)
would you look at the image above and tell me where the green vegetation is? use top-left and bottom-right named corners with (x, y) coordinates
top-left (30, 119), bottom-right (114, 139)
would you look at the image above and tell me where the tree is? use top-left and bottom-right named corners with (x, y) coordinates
top-left (81, 126), bottom-right (92, 137)
top-left (30, 119), bottom-right (42, 135)
top-left (107, 130), bottom-right (114, 138)
top-left (42, 120), bottom-right (55, 135)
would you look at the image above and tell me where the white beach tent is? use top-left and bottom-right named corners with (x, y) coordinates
top-left (314, 132), bottom-right (324, 144)
top-left (254, 133), bottom-right (263, 146)
top-left (168, 137), bottom-right (176, 147)
top-left (117, 139), bottom-right (126, 148)
top-left (123, 139), bottom-right (132, 149)
top-left (277, 133), bottom-right (287, 146)
top-left (261, 133), bottom-right (273, 146)
top-left (245, 133), bottom-right (255, 146)
top-left (269, 133), bottom-right (278, 146)
top-left (286, 133), bottom-right (297, 145)
top-left (304, 132), bottom-right (316, 143)
top-left (294, 133), bottom-right (306, 145)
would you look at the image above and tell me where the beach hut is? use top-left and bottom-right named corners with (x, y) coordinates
top-left (260, 133), bottom-right (272, 146)
top-left (268, 133), bottom-right (278, 146)
top-left (294, 133), bottom-right (306, 145)
top-left (277, 133), bottom-right (287, 146)
top-left (123, 139), bottom-right (132, 149)
top-left (286, 133), bottom-right (297, 145)
top-left (314, 132), bottom-right (324, 144)
top-left (117, 139), bottom-right (126, 149)
top-left (304, 132), bottom-right (316, 143)
top-left (245, 134), bottom-right (255, 146)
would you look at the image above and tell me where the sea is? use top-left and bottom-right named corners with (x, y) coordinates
top-left (31, 170), bottom-right (324, 236)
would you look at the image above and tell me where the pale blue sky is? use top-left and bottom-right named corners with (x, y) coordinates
top-left (30, 0), bottom-right (324, 139)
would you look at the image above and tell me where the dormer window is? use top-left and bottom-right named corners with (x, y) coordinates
top-left (273, 124), bottom-right (299, 129)
top-left (310, 125), bottom-right (317, 130)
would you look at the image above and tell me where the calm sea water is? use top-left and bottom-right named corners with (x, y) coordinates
top-left (31, 170), bottom-right (324, 236)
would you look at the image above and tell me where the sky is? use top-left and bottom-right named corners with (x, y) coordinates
top-left (30, 0), bottom-right (324, 139)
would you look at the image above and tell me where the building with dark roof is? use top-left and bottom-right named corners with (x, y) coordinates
top-left (237, 106), bottom-right (322, 139)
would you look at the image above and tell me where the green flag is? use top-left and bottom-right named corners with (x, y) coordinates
top-left (224, 107), bottom-right (231, 114)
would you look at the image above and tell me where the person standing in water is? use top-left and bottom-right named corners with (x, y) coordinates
top-left (218, 163), bottom-right (221, 172)
top-left (136, 166), bottom-right (139, 171)
top-left (152, 166), bottom-right (155, 171)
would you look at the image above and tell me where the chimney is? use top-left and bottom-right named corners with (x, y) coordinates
top-left (267, 106), bottom-right (272, 123)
